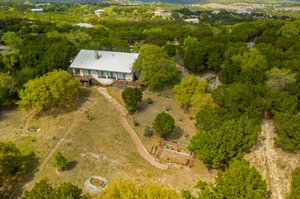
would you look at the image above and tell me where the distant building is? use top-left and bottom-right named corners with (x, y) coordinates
top-left (94, 9), bottom-right (103, 17)
top-left (30, 8), bottom-right (43, 12)
top-left (69, 50), bottom-right (139, 85)
top-left (212, 10), bottom-right (220, 14)
top-left (247, 41), bottom-right (255, 49)
top-left (75, 23), bottom-right (93, 28)
top-left (184, 18), bottom-right (199, 23)
top-left (154, 8), bottom-right (172, 18)
top-left (236, 9), bottom-right (251, 15)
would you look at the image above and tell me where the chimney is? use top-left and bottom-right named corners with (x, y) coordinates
top-left (94, 51), bottom-right (100, 59)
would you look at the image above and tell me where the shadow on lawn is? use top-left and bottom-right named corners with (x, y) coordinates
top-left (0, 152), bottom-right (39, 199)
top-left (166, 126), bottom-right (184, 141)
top-left (67, 160), bottom-right (78, 171)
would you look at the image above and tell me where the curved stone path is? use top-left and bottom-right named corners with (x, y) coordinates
top-left (97, 87), bottom-right (168, 170)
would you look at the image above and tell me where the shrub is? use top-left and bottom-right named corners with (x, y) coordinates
top-left (52, 151), bottom-right (67, 170)
top-left (147, 97), bottom-right (153, 104)
top-left (144, 126), bottom-right (153, 137)
top-left (152, 112), bottom-right (175, 138)
top-left (121, 87), bottom-right (143, 114)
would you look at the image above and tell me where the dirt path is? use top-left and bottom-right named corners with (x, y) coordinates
top-left (97, 87), bottom-right (168, 170)
top-left (245, 120), bottom-right (300, 199)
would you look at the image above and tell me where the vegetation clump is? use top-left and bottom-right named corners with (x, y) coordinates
top-left (52, 151), bottom-right (68, 171)
top-left (122, 87), bottom-right (143, 114)
top-left (22, 179), bottom-right (88, 199)
top-left (152, 112), bottom-right (175, 138)
top-left (188, 160), bottom-right (267, 199)
top-left (0, 141), bottom-right (23, 185)
top-left (18, 70), bottom-right (81, 111)
top-left (133, 45), bottom-right (179, 90)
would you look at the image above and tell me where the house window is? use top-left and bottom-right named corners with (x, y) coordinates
top-left (107, 72), bottom-right (113, 79)
top-left (117, 73), bottom-right (126, 80)
top-left (83, 69), bottom-right (91, 76)
top-left (98, 71), bottom-right (106, 78)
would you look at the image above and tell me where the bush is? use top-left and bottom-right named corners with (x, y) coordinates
top-left (288, 167), bottom-right (300, 199)
top-left (144, 126), bottom-right (153, 137)
top-left (133, 119), bottom-right (139, 127)
top-left (0, 141), bottom-right (23, 184)
top-left (152, 112), bottom-right (175, 138)
top-left (121, 87), bottom-right (143, 114)
top-left (147, 98), bottom-right (153, 104)
top-left (52, 151), bottom-right (67, 170)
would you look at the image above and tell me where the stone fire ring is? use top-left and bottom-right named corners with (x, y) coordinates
top-left (84, 176), bottom-right (108, 193)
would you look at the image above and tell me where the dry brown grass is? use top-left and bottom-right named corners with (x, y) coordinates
top-left (0, 88), bottom-right (215, 196)
top-left (107, 87), bottom-right (196, 151)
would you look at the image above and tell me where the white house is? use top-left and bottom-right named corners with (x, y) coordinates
top-left (184, 18), bottom-right (199, 23)
top-left (75, 23), bottom-right (93, 28)
top-left (30, 8), bottom-right (44, 12)
top-left (69, 50), bottom-right (139, 85)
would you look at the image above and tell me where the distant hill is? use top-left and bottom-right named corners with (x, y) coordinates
top-left (140, 0), bottom-right (300, 4)
top-left (22, 0), bottom-right (300, 4)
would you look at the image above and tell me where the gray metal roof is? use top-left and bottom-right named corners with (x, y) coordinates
top-left (69, 50), bottom-right (139, 73)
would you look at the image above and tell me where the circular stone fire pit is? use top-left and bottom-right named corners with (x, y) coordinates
top-left (84, 176), bottom-right (108, 193)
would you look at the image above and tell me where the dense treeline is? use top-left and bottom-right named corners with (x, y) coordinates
top-left (185, 17), bottom-right (300, 169)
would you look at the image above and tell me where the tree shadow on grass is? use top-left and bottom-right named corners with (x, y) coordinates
top-left (137, 100), bottom-right (151, 112)
top-left (0, 152), bottom-right (39, 199)
top-left (66, 160), bottom-right (78, 171)
top-left (166, 126), bottom-right (184, 141)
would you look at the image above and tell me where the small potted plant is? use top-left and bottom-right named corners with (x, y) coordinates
top-left (52, 151), bottom-right (68, 172)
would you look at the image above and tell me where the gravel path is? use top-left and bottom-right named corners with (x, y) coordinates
top-left (97, 87), bottom-right (168, 170)
top-left (245, 120), bottom-right (300, 199)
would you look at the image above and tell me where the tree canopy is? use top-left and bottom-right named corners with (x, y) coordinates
top-left (194, 160), bottom-right (267, 199)
top-left (121, 87), bottom-right (143, 114)
top-left (95, 179), bottom-right (180, 199)
top-left (132, 45), bottom-right (179, 90)
top-left (190, 117), bottom-right (260, 168)
top-left (18, 70), bottom-right (81, 111)
top-left (288, 167), bottom-right (300, 199)
top-left (22, 179), bottom-right (88, 199)
top-left (152, 112), bottom-right (175, 138)
top-left (0, 141), bottom-right (23, 185)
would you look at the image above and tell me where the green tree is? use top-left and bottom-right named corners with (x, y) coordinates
top-left (0, 73), bottom-right (18, 107)
top-left (232, 48), bottom-right (268, 84)
top-left (121, 87), bottom-right (143, 114)
top-left (173, 76), bottom-right (208, 108)
top-left (265, 67), bottom-right (296, 91)
top-left (133, 45), bottom-right (179, 90)
top-left (162, 41), bottom-right (176, 57)
top-left (52, 151), bottom-right (68, 171)
top-left (183, 36), bottom-right (199, 47)
top-left (195, 106), bottom-right (221, 131)
top-left (152, 112), bottom-right (175, 138)
top-left (273, 112), bottom-right (300, 152)
top-left (95, 179), bottom-right (180, 199)
top-left (2, 32), bottom-right (22, 49)
top-left (190, 118), bottom-right (260, 168)
top-left (266, 90), bottom-right (298, 115)
top-left (18, 70), bottom-right (81, 111)
top-left (22, 179), bottom-right (88, 199)
top-left (183, 43), bottom-right (206, 72)
top-left (189, 93), bottom-right (216, 116)
top-left (212, 83), bottom-right (265, 119)
top-left (0, 141), bottom-right (23, 184)
top-left (288, 167), bottom-right (300, 199)
top-left (197, 160), bottom-right (267, 199)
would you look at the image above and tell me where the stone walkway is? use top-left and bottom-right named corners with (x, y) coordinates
top-left (97, 87), bottom-right (168, 170)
